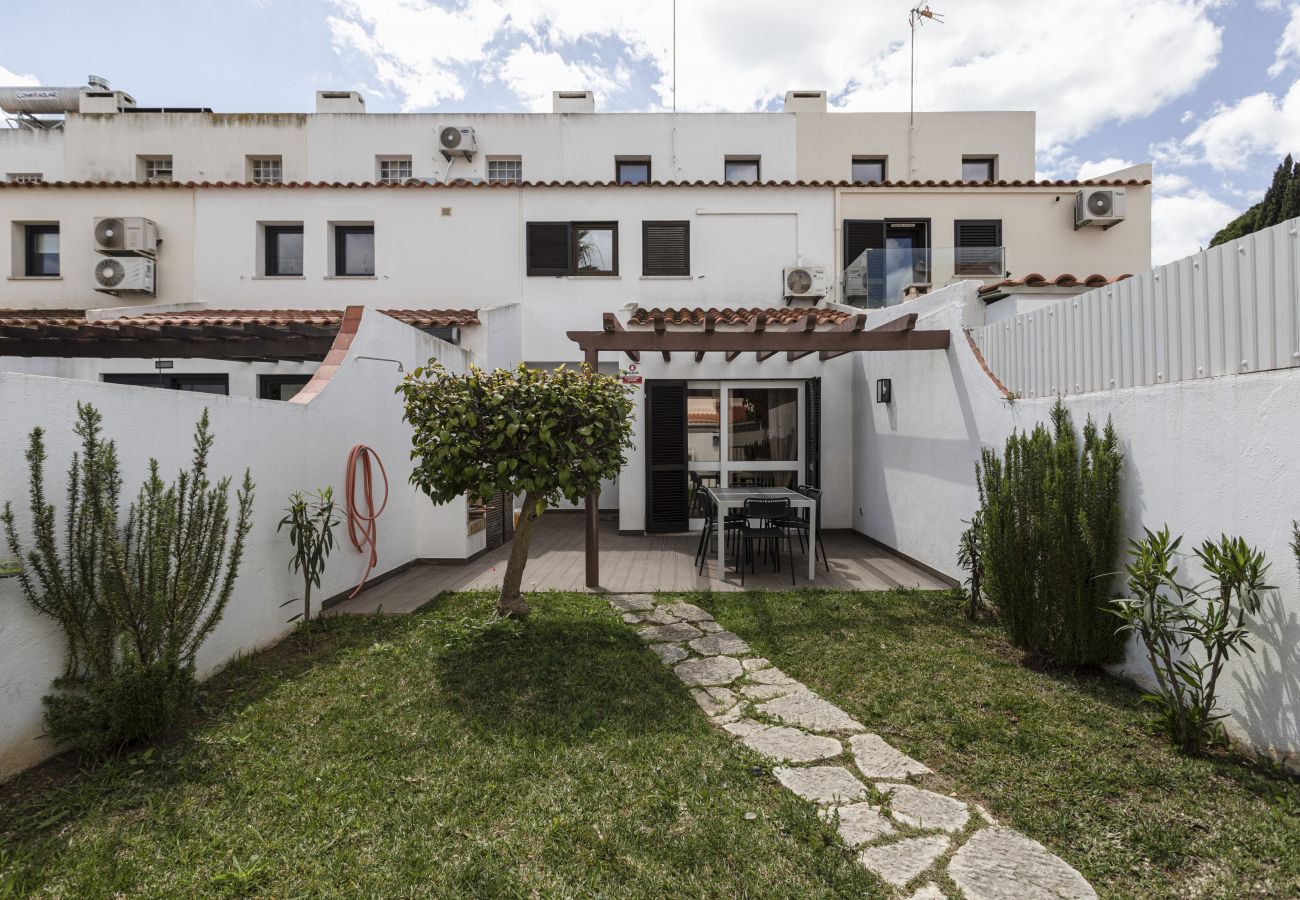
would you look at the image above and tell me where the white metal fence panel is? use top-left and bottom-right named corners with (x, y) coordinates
top-left (972, 217), bottom-right (1300, 397)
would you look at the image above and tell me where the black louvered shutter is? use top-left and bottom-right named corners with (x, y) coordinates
top-left (954, 219), bottom-right (1002, 276)
top-left (843, 219), bottom-right (886, 304)
top-left (526, 222), bottom-right (572, 275)
top-left (642, 221), bottom-right (690, 276)
top-left (645, 381), bottom-right (689, 532)
top-left (804, 378), bottom-right (821, 489)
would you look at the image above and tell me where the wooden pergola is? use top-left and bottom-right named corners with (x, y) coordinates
top-left (566, 309), bottom-right (951, 587)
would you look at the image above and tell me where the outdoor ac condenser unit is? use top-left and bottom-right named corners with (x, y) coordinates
top-left (783, 265), bottom-right (829, 301)
top-left (93, 256), bottom-right (155, 294)
top-left (1073, 188), bottom-right (1127, 230)
top-left (93, 216), bottom-right (159, 255)
top-left (439, 125), bottom-right (477, 160)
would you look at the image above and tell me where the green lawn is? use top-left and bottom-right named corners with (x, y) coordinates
top-left (0, 592), bottom-right (883, 898)
top-left (695, 588), bottom-right (1300, 900)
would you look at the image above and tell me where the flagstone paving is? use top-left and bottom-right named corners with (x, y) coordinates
top-left (613, 592), bottom-right (1098, 899)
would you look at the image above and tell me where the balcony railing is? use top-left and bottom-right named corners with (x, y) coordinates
top-left (841, 246), bottom-right (1006, 309)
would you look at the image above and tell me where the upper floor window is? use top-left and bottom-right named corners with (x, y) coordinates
top-left (262, 223), bottom-right (304, 276)
top-left (21, 223), bottom-right (60, 277)
top-left (954, 219), bottom-right (1004, 276)
top-left (140, 156), bottom-right (173, 182)
top-left (248, 156), bottom-right (283, 184)
top-left (724, 157), bottom-right (761, 183)
top-left (332, 223), bottom-right (375, 276)
top-left (642, 221), bottom-right (690, 276)
top-left (526, 221), bottom-right (618, 276)
top-left (377, 156), bottom-right (412, 184)
top-left (961, 156), bottom-right (996, 182)
top-left (6, 173), bottom-right (43, 183)
top-left (851, 157), bottom-right (886, 183)
top-left (487, 157), bottom-right (523, 184)
top-left (616, 158), bottom-right (651, 185)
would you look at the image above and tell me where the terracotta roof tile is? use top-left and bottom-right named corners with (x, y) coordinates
top-left (0, 307), bottom-right (479, 336)
top-left (0, 178), bottom-right (1151, 191)
top-left (977, 273), bottom-right (1133, 295)
top-left (629, 307), bottom-right (854, 327)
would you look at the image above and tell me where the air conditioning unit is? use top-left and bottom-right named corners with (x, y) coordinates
top-left (1073, 188), bottom-right (1126, 230)
top-left (438, 125), bottom-right (477, 160)
top-left (93, 217), bottom-right (159, 255)
top-left (93, 256), bottom-right (155, 294)
top-left (783, 265), bottom-right (828, 301)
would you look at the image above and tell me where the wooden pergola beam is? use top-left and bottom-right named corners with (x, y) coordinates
top-left (653, 310), bottom-right (670, 362)
top-left (602, 312), bottom-right (640, 363)
top-left (820, 313), bottom-right (868, 361)
top-left (567, 328), bottom-right (949, 354)
top-left (785, 315), bottom-right (820, 361)
top-left (695, 312), bottom-right (717, 363)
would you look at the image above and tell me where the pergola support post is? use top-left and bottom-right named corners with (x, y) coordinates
top-left (584, 346), bottom-right (601, 589)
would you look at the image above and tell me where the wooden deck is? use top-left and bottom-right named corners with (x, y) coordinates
top-left (332, 512), bottom-right (953, 615)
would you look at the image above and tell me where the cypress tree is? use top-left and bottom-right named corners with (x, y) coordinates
top-left (1209, 153), bottom-right (1299, 247)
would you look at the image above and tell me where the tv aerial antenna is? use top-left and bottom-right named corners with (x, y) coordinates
top-left (908, 5), bottom-right (944, 127)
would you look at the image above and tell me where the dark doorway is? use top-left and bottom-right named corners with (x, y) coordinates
top-left (484, 489), bottom-right (514, 551)
top-left (645, 380), bottom-right (689, 532)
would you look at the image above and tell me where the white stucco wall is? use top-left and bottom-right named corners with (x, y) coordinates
top-left (0, 309), bottom-right (472, 779)
top-left (851, 283), bottom-right (1300, 770)
top-left (0, 356), bottom-right (320, 398)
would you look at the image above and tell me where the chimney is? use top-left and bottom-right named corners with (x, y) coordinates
top-left (316, 90), bottom-right (366, 114)
top-left (552, 90), bottom-right (596, 114)
top-left (783, 90), bottom-right (827, 113)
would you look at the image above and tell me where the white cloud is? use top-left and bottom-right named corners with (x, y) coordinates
top-left (1181, 79), bottom-right (1300, 170)
top-left (1151, 189), bottom-right (1240, 265)
top-left (1269, 4), bottom-right (1300, 77)
top-left (0, 65), bottom-right (39, 86)
top-left (326, 0), bottom-right (1222, 147)
top-left (1076, 158), bottom-right (1134, 179)
top-left (497, 44), bottom-right (624, 112)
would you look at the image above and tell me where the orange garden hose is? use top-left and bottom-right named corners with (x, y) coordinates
top-left (345, 444), bottom-right (389, 599)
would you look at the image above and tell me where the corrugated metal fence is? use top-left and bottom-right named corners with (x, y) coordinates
top-left (971, 217), bottom-right (1300, 397)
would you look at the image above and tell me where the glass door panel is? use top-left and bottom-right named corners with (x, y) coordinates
top-left (727, 386), bottom-right (798, 462)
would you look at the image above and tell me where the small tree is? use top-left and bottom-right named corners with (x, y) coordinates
top-left (956, 512), bottom-right (984, 621)
top-left (278, 488), bottom-right (339, 634)
top-left (399, 362), bottom-right (634, 617)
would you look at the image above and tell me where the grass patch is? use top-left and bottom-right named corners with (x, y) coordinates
top-left (692, 587), bottom-right (1300, 899)
top-left (0, 592), bottom-right (883, 898)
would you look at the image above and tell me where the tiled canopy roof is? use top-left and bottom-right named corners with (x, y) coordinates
top-left (0, 177), bottom-right (1151, 191)
top-left (977, 273), bottom-right (1133, 295)
top-left (0, 308), bottom-right (479, 329)
top-left (629, 307), bottom-right (854, 326)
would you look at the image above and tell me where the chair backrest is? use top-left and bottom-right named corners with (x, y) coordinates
top-left (803, 487), bottom-right (823, 525)
top-left (743, 497), bottom-right (790, 521)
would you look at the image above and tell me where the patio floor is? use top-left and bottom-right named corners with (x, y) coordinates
top-left (332, 512), bottom-right (952, 615)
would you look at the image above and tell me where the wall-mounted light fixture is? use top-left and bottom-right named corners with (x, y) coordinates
top-left (876, 378), bottom-right (893, 404)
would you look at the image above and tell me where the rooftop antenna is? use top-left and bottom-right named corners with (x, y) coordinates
top-left (908, 5), bottom-right (943, 127)
top-left (672, 0), bottom-right (677, 113)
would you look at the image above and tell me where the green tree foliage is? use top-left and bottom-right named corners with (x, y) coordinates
top-left (1113, 527), bottom-right (1270, 754)
top-left (2, 403), bottom-right (254, 754)
top-left (1209, 154), bottom-right (1300, 247)
top-left (278, 488), bottom-right (339, 636)
top-left (399, 363), bottom-right (634, 617)
top-left (976, 399), bottom-right (1125, 666)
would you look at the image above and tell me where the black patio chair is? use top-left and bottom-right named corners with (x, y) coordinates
top-left (778, 485), bottom-right (829, 573)
top-left (737, 497), bottom-right (795, 586)
top-left (695, 489), bottom-right (744, 576)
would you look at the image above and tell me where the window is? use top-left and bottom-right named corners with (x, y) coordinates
top-left (377, 156), bottom-right (412, 183)
top-left (23, 224), bottom-right (60, 277)
top-left (954, 219), bottom-right (1003, 276)
top-left (103, 373), bottom-right (229, 394)
top-left (259, 374), bottom-right (313, 401)
top-left (487, 157), bottom-right (522, 184)
top-left (724, 157), bottom-right (761, 183)
top-left (264, 224), bottom-right (304, 276)
top-left (961, 156), bottom-right (996, 182)
top-left (140, 156), bottom-right (173, 182)
top-left (615, 158), bottom-right (651, 184)
top-left (642, 221), bottom-right (689, 276)
top-left (248, 156), bottom-right (283, 184)
top-left (525, 221), bottom-right (618, 276)
top-left (6, 173), bottom-right (43, 183)
top-left (851, 156), bottom-right (886, 183)
top-left (333, 224), bottom-right (375, 276)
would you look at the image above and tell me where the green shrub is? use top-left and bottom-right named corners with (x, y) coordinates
top-left (976, 399), bottom-right (1125, 666)
top-left (2, 403), bottom-right (254, 754)
top-left (1113, 527), bottom-right (1270, 754)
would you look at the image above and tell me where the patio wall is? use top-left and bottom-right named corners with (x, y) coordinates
top-left (0, 309), bottom-right (472, 779)
top-left (851, 283), bottom-right (1300, 771)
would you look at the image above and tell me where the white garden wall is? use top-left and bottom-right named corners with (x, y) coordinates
top-left (852, 283), bottom-right (1300, 770)
top-left (0, 309), bottom-right (471, 779)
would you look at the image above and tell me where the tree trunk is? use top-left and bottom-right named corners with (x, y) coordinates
top-left (498, 491), bottom-right (542, 618)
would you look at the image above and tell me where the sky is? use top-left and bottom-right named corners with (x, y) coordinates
top-left (2, 0), bottom-right (1299, 267)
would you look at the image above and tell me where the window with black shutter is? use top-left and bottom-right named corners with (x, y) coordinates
top-left (526, 222), bottom-right (571, 275)
top-left (804, 377), bottom-right (821, 489)
top-left (843, 219), bottom-right (886, 303)
top-left (954, 219), bottom-right (1003, 276)
top-left (642, 221), bottom-right (690, 276)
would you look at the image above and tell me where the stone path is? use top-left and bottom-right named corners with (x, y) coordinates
top-left (610, 593), bottom-right (1098, 900)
